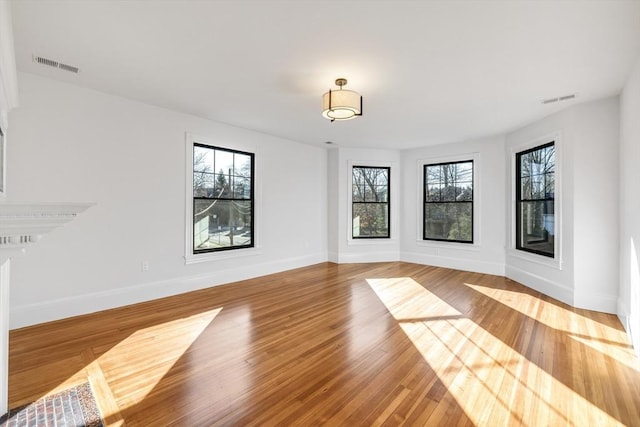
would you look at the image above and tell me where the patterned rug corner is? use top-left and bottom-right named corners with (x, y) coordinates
top-left (0, 382), bottom-right (104, 427)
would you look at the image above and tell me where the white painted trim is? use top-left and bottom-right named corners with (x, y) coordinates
top-left (0, 126), bottom-right (5, 199)
top-left (415, 152), bottom-right (481, 247)
top-left (0, 202), bottom-right (94, 262)
top-left (336, 250), bottom-right (400, 264)
top-left (508, 131), bottom-right (563, 270)
top-left (0, 202), bottom-right (91, 413)
top-left (573, 289), bottom-right (617, 314)
top-left (0, 0), bottom-right (19, 130)
top-left (10, 252), bottom-right (327, 329)
top-left (185, 248), bottom-right (263, 265)
top-left (184, 132), bottom-right (262, 264)
top-left (0, 259), bottom-right (9, 415)
top-left (401, 251), bottom-right (505, 276)
top-left (347, 238), bottom-right (398, 247)
top-left (505, 264), bottom-right (572, 306)
top-left (617, 299), bottom-right (640, 360)
top-left (346, 160), bottom-right (396, 244)
top-left (506, 249), bottom-right (562, 270)
top-left (415, 240), bottom-right (481, 252)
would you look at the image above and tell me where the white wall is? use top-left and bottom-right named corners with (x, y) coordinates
top-left (4, 71), bottom-right (631, 330)
top-left (7, 72), bottom-right (328, 328)
top-left (328, 147), bottom-right (400, 263)
top-left (619, 56), bottom-right (640, 356)
top-left (572, 98), bottom-right (619, 311)
top-left (400, 136), bottom-right (506, 276)
top-left (505, 97), bottom-right (619, 313)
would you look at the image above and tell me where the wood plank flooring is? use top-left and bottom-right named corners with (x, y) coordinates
top-left (6, 262), bottom-right (640, 426)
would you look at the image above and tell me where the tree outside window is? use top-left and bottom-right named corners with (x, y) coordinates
top-left (423, 160), bottom-right (473, 243)
top-left (352, 166), bottom-right (390, 238)
top-left (516, 142), bottom-right (555, 257)
top-left (193, 144), bottom-right (254, 253)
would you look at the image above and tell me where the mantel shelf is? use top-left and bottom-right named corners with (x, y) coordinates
top-left (0, 202), bottom-right (93, 261)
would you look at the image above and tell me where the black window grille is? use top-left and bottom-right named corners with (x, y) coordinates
top-left (352, 166), bottom-right (390, 238)
top-left (423, 160), bottom-right (473, 243)
top-left (192, 143), bottom-right (254, 253)
top-left (516, 142), bottom-right (555, 257)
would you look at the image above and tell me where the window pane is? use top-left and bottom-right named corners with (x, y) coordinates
top-left (194, 199), bottom-right (252, 251)
top-left (214, 173), bottom-right (231, 197)
top-left (353, 183), bottom-right (365, 202)
top-left (194, 146), bottom-right (213, 173)
top-left (215, 150), bottom-right (234, 176)
top-left (234, 153), bottom-right (252, 177)
top-left (193, 144), bottom-right (254, 254)
top-left (375, 185), bottom-right (388, 202)
top-left (545, 173), bottom-right (555, 198)
top-left (352, 166), bottom-right (390, 239)
top-left (364, 184), bottom-right (376, 202)
top-left (516, 142), bottom-right (555, 257)
top-left (425, 183), bottom-right (441, 202)
top-left (353, 203), bottom-right (389, 237)
top-left (424, 202), bottom-right (472, 242)
top-left (518, 200), bottom-right (554, 256)
top-left (352, 167), bottom-right (364, 184)
top-left (456, 163), bottom-right (473, 182)
top-left (456, 183), bottom-right (473, 201)
top-left (424, 160), bottom-right (473, 243)
top-left (194, 173), bottom-right (214, 197)
top-left (234, 177), bottom-right (251, 199)
top-left (426, 165), bottom-right (442, 184)
top-left (521, 176), bottom-right (531, 200)
top-left (530, 174), bottom-right (545, 199)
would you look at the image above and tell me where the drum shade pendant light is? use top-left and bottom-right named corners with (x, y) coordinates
top-left (322, 78), bottom-right (362, 122)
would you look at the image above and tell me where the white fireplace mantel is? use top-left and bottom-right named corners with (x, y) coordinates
top-left (0, 201), bottom-right (92, 415)
top-left (0, 202), bottom-right (93, 262)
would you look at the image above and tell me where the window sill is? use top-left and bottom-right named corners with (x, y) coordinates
top-left (507, 248), bottom-right (562, 270)
top-left (185, 247), bottom-right (262, 265)
top-left (416, 239), bottom-right (481, 252)
top-left (348, 238), bottom-right (398, 246)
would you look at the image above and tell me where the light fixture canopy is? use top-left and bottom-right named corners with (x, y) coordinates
top-left (322, 78), bottom-right (362, 122)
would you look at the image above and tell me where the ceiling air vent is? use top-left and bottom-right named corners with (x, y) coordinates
top-left (32, 55), bottom-right (80, 74)
top-left (542, 93), bottom-right (576, 104)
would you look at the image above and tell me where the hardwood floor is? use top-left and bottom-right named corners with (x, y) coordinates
top-left (6, 262), bottom-right (640, 426)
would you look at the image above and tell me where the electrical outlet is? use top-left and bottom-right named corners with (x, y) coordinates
top-left (141, 260), bottom-right (150, 272)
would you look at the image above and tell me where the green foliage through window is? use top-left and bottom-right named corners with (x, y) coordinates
top-left (423, 160), bottom-right (473, 243)
top-left (352, 166), bottom-right (390, 238)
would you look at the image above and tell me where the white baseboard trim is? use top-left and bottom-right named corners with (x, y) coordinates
top-left (401, 251), bottom-right (505, 276)
top-left (618, 298), bottom-right (629, 331)
top-left (573, 289), bottom-right (617, 314)
top-left (618, 298), bottom-right (640, 360)
top-left (10, 252), bottom-right (327, 329)
top-left (327, 251), bottom-right (339, 263)
top-left (336, 251), bottom-right (400, 264)
top-left (505, 265), bottom-right (573, 306)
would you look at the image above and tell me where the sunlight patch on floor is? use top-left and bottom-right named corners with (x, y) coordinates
top-left (464, 282), bottom-right (625, 337)
top-left (366, 277), bottom-right (621, 426)
top-left (464, 282), bottom-right (639, 372)
top-left (94, 307), bottom-right (223, 416)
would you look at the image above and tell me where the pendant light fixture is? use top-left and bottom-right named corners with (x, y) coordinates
top-left (322, 78), bottom-right (362, 122)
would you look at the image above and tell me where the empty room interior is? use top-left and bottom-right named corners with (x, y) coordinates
top-left (1, 0), bottom-right (640, 425)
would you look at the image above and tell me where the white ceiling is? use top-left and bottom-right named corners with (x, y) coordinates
top-left (10, 0), bottom-right (640, 150)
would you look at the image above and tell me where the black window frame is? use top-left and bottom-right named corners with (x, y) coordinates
top-left (515, 141), bottom-right (555, 258)
top-left (351, 165), bottom-right (391, 239)
top-left (423, 160), bottom-right (474, 244)
top-left (192, 143), bottom-right (255, 254)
